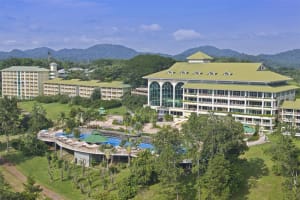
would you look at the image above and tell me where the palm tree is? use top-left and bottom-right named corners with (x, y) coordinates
top-left (0, 97), bottom-right (20, 153)
top-left (58, 112), bottom-right (66, 128)
top-left (105, 149), bottom-right (111, 171)
top-left (110, 147), bottom-right (117, 166)
top-left (134, 122), bottom-right (143, 136)
top-left (123, 112), bottom-right (131, 134)
top-left (126, 145), bottom-right (132, 167)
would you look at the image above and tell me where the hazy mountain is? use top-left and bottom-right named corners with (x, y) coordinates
top-left (0, 44), bottom-right (138, 61)
top-left (0, 44), bottom-right (300, 68)
top-left (174, 46), bottom-right (300, 68)
top-left (173, 45), bottom-right (250, 61)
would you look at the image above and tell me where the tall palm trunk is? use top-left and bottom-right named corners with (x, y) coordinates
top-left (6, 133), bottom-right (9, 153)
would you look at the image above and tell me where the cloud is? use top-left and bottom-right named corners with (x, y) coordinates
top-left (173, 29), bottom-right (202, 41)
top-left (79, 35), bottom-right (99, 43)
top-left (140, 24), bottom-right (161, 31)
top-left (2, 40), bottom-right (17, 45)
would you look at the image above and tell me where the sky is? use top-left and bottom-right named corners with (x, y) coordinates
top-left (0, 0), bottom-right (300, 55)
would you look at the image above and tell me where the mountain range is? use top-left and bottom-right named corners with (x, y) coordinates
top-left (1, 44), bottom-right (300, 68)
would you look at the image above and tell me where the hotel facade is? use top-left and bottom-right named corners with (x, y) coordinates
top-left (144, 52), bottom-right (299, 131)
top-left (1, 66), bottom-right (130, 101)
top-left (280, 99), bottom-right (300, 129)
top-left (43, 78), bottom-right (131, 100)
top-left (1, 66), bottom-right (49, 99)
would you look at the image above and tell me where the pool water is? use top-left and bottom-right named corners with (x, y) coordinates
top-left (55, 132), bottom-right (155, 150)
top-left (243, 125), bottom-right (255, 134)
top-left (55, 132), bottom-right (89, 140)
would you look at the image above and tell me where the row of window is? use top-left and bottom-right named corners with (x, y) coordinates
top-left (183, 105), bottom-right (272, 115)
top-left (149, 82), bottom-right (184, 107)
top-left (185, 89), bottom-right (274, 98)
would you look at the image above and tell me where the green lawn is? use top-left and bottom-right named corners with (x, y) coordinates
top-left (235, 141), bottom-right (284, 200)
top-left (16, 155), bottom-right (85, 200)
top-left (107, 106), bottom-right (127, 115)
top-left (8, 151), bottom-right (130, 200)
top-left (18, 101), bottom-right (85, 121)
top-left (18, 101), bottom-right (126, 121)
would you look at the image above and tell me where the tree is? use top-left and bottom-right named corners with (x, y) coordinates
top-left (104, 149), bottom-right (112, 170)
top-left (181, 113), bottom-right (205, 199)
top-left (200, 154), bottom-right (232, 200)
top-left (123, 112), bottom-right (132, 133)
top-left (122, 93), bottom-right (147, 111)
top-left (58, 112), bottom-right (66, 128)
top-left (182, 114), bottom-right (247, 199)
top-left (65, 118), bottom-right (77, 134)
top-left (118, 174), bottom-right (138, 200)
top-left (73, 128), bottom-right (81, 138)
top-left (23, 176), bottom-right (43, 199)
top-left (199, 115), bottom-right (247, 166)
top-left (0, 97), bottom-right (21, 153)
top-left (123, 54), bottom-right (175, 87)
top-left (28, 103), bottom-right (52, 133)
top-left (91, 88), bottom-right (101, 101)
top-left (126, 145), bottom-right (132, 167)
top-left (153, 126), bottom-right (183, 199)
top-left (131, 150), bottom-right (157, 186)
top-left (19, 135), bottom-right (48, 156)
top-left (268, 135), bottom-right (300, 199)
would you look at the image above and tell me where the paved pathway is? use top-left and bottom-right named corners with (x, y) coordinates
top-left (247, 134), bottom-right (269, 147)
top-left (0, 157), bottom-right (66, 200)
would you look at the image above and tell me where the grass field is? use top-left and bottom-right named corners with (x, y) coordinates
top-left (16, 156), bottom-right (85, 200)
top-left (235, 140), bottom-right (284, 200)
top-left (18, 101), bottom-right (85, 121)
top-left (7, 150), bottom-right (130, 200)
top-left (18, 101), bottom-right (127, 121)
top-left (107, 106), bottom-right (127, 115)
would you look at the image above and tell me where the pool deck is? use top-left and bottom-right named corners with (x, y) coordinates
top-left (38, 130), bottom-right (138, 157)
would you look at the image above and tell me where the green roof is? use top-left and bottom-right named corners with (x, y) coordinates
top-left (183, 83), bottom-right (299, 93)
top-left (1, 66), bottom-right (49, 72)
top-left (143, 62), bottom-right (291, 83)
top-left (281, 99), bottom-right (300, 109)
top-left (187, 52), bottom-right (213, 60)
top-left (44, 78), bottom-right (130, 88)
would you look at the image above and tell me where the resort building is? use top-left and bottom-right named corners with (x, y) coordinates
top-left (1, 66), bottom-right (49, 99)
top-left (280, 99), bottom-right (300, 129)
top-left (43, 78), bottom-right (131, 100)
top-left (131, 87), bottom-right (148, 96)
top-left (144, 52), bottom-right (299, 131)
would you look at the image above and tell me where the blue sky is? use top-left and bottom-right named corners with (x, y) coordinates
top-left (1, 0), bottom-right (300, 55)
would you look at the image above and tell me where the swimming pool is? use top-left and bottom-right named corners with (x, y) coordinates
top-left (55, 132), bottom-right (155, 150)
top-left (243, 125), bottom-right (255, 134)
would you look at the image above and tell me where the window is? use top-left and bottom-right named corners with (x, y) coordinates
top-left (208, 72), bottom-right (217, 75)
top-left (193, 71), bottom-right (202, 75)
top-left (216, 90), bottom-right (228, 96)
top-left (162, 82), bottom-right (173, 107)
top-left (223, 72), bottom-right (232, 76)
top-left (175, 82), bottom-right (184, 107)
top-left (149, 82), bottom-right (160, 106)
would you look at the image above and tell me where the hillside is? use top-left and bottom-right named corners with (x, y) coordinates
top-left (1, 44), bottom-right (300, 68)
top-left (174, 46), bottom-right (300, 68)
top-left (0, 44), bottom-right (139, 62)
